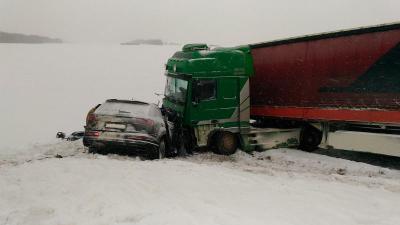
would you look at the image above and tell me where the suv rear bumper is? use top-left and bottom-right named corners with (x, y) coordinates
top-left (84, 131), bottom-right (159, 153)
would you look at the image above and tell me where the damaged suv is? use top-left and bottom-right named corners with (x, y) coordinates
top-left (83, 99), bottom-right (168, 159)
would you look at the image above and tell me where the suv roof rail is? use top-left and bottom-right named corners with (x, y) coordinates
top-left (106, 99), bottom-right (149, 105)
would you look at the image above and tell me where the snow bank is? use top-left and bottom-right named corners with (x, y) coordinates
top-left (1, 143), bottom-right (400, 225)
top-left (0, 140), bottom-right (84, 166)
top-left (190, 149), bottom-right (400, 191)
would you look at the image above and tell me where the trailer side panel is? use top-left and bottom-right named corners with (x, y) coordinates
top-left (250, 26), bottom-right (400, 124)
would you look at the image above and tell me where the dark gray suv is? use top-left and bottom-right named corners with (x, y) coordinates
top-left (83, 99), bottom-right (168, 159)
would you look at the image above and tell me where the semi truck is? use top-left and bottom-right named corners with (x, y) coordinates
top-left (161, 22), bottom-right (400, 157)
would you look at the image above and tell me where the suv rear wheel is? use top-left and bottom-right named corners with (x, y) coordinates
top-left (88, 147), bottom-right (97, 154)
top-left (158, 138), bottom-right (166, 159)
top-left (149, 138), bottom-right (166, 160)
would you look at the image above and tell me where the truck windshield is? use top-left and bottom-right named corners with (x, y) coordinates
top-left (165, 77), bottom-right (188, 103)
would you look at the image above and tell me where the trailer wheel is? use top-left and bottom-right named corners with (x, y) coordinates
top-left (214, 132), bottom-right (238, 155)
top-left (299, 125), bottom-right (322, 152)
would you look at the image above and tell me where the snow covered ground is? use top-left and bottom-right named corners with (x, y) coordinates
top-left (1, 44), bottom-right (400, 225)
top-left (1, 142), bottom-right (400, 225)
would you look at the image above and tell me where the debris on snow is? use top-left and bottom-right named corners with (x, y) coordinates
top-left (336, 168), bottom-right (347, 175)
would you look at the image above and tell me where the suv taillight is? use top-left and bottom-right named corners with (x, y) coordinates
top-left (86, 113), bottom-right (96, 124)
top-left (142, 118), bottom-right (155, 127)
top-left (136, 118), bottom-right (155, 133)
top-left (86, 131), bottom-right (100, 137)
top-left (86, 105), bottom-right (100, 126)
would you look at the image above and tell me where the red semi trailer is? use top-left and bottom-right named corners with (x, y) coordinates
top-left (249, 22), bottom-right (400, 156)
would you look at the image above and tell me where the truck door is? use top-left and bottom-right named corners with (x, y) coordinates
top-left (191, 78), bottom-right (239, 125)
top-left (191, 79), bottom-right (218, 123)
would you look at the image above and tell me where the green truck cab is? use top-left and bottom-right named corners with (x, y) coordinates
top-left (162, 44), bottom-right (254, 155)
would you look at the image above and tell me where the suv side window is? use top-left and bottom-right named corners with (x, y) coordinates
top-left (193, 79), bottom-right (217, 101)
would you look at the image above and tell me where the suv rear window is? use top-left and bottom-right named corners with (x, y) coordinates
top-left (95, 101), bottom-right (150, 117)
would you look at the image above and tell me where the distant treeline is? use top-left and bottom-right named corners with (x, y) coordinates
top-left (121, 39), bottom-right (179, 46)
top-left (0, 31), bottom-right (62, 43)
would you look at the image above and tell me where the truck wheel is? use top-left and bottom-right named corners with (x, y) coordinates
top-left (214, 132), bottom-right (238, 155)
top-left (299, 125), bottom-right (322, 152)
top-left (177, 141), bottom-right (187, 157)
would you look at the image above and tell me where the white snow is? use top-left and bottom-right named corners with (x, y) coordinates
top-left (1, 44), bottom-right (400, 225)
top-left (1, 142), bottom-right (400, 225)
top-left (0, 43), bottom-right (178, 150)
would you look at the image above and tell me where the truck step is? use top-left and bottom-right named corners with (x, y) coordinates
top-left (246, 128), bottom-right (300, 149)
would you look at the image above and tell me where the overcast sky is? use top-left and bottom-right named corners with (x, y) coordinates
top-left (1, 0), bottom-right (400, 45)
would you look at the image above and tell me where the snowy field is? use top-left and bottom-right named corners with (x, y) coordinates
top-left (1, 44), bottom-right (400, 225)
top-left (0, 43), bottom-right (177, 150)
top-left (1, 142), bottom-right (400, 225)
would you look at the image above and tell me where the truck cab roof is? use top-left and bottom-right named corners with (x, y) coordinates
top-left (165, 44), bottom-right (254, 78)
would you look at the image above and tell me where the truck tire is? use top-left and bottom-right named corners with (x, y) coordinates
top-left (299, 125), bottom-right (322, 152)
top-left (214, 132), bottom-right (238, 155)
top-left (177, 141), bottom-right (187, 157)
top-left (176, 132), bottom-right (193, 157)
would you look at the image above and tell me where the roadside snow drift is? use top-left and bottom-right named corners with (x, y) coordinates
top-left (1, 142), bottom-right (400, 225)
